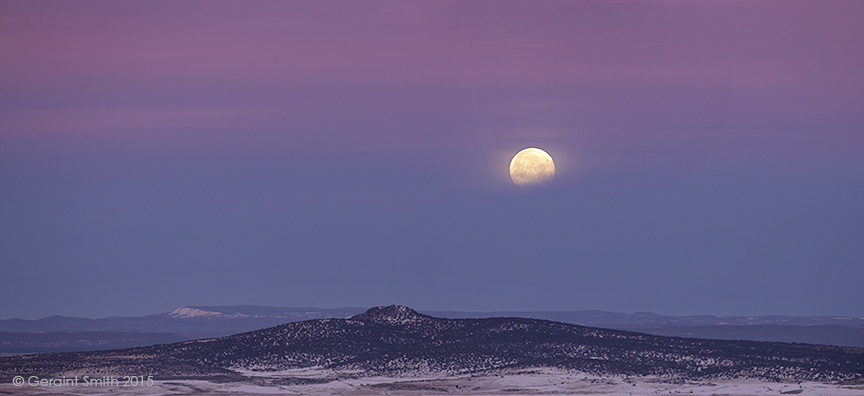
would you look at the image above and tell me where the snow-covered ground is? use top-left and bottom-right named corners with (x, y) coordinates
top-left (3, 368), bottom-right (862, 395)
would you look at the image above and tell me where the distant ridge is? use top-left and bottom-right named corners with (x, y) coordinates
top-left (1, 305), bottom-right (862, 383)
top-left (423, 309), bottom-right (864, 328)
top-left (1, 305), bottom-right (863, 353)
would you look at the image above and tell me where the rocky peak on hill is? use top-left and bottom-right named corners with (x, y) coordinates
top-left (349, 305), bottom-right (430, 324)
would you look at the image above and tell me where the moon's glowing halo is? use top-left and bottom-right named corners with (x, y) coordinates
top-left (509, 148), bottom-right (555, 188)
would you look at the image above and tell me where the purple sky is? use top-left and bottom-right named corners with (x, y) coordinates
top-left (2, 1), bottom-right (862, 319)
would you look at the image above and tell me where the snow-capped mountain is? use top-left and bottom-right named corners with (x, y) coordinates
top-left (1, 306), bottom-right (862, 384)
top-left (3, 305), bottom-right (863, 353)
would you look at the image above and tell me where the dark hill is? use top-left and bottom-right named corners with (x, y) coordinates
top-left (1, 306), bottom-right (862, 383)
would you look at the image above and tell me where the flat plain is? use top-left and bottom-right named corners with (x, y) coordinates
top-left (3, 368), bottom-right (863, 396)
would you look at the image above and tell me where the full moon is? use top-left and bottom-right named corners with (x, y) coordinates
top-left (509, 148), bottom-right (555, 188)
